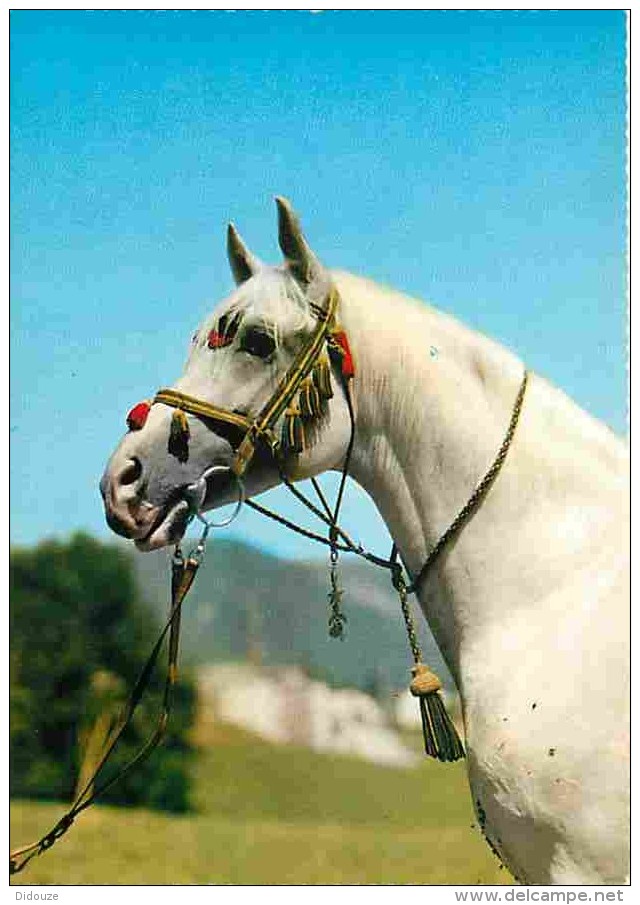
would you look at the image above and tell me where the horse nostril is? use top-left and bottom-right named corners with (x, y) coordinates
top-left (120, 457), bottom-right (142, 487)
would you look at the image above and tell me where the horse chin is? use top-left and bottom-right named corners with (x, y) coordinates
top-left (134, 499), bottom-right (191, 552)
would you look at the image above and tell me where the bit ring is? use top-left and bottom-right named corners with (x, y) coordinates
top-left (192, 464), bottom-right (245, 529)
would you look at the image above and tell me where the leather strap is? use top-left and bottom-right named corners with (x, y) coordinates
top-left (153, 286), bottom-right (341, 476)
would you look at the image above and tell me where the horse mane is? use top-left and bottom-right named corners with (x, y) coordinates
top-left (332, 269), bottom-right (628, 478)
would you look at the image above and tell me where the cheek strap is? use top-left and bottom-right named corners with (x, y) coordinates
top-left (151, 389), bottom-right (279, 475)
top-left (125, 287), bottom-right (348, 477)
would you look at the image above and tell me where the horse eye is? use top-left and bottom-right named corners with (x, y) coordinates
top-left (241, 328), bottom-right (276, 359)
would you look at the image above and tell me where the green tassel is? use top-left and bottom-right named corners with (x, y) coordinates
top-left (299, 378), bottom-right (321, 420)
top-left (313, 356), bottom-right (333, 401)
top-left (281, 408), bottom-right (305, 455)
top-left (410, 664), bottom-right (465, 762)
top-left (168, 409), bottom-right (190, 463)
top-left (170, 409), bottom-right (190, 443)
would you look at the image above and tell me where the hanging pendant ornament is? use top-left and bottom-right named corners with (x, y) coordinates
top-left (207, 328), bottom-right (233, 350)
top-left (327, 542), bottom-right (347, 639)
top-left (168, 409), bottom-right (190, 463)
top-left (298, 377), bottom-right (322, 420)
top-left (281, 405), bottom-right (306, 456)
top-left (170, 409), bottom-right (190, 444)
top-left (410, 663), bottom-right (465, 762)
top-left (392, 564), bottom-right (464, 762)
top-left (328, 329), bottom-right (355, 380)
top-left (313, 355), bottom-right (334, 401)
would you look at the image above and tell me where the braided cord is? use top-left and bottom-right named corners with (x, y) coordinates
top-left (408, 369), bottom-right (529, 594)
top-left (246, 370), bottom-right (529, 595)
top-left (392, 564), bottom-right (422, 665)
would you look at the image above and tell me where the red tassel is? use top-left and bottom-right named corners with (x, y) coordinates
top-left (331, 330), bottom-right (355, 379)
top-left (207, 329), bottom-right (232, 349)
top-left (126, 401), bottom-right (151, 431)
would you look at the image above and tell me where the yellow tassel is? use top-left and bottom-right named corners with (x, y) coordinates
top-left (410, 664), bottom-right (465, 762)
top-left (313, 356), bottom-right (333, 401)
top-left (299, 377), bottom-right (321, 420)
top-left (168, 409), bottom-right (190, 462)
top-left (281, 408), bottom-right (305, 455)
top-left (170, 409), bottom-right (190, 443)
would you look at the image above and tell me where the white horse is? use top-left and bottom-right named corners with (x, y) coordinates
top-left (100, 198), bottom-right (629, 884)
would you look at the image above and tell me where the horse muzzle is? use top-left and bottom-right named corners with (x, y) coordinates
top-left (99, 449), bottom-right (186, 547)
top-left (100, 448), bottom-right (245, 550)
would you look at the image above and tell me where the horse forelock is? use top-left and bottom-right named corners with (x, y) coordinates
top-left (200, 268), bottom-right (315, 353)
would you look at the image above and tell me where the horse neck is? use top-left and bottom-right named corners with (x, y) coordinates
top-left (332, 271), bottom-right (628, 682)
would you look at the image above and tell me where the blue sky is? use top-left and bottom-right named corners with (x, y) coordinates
top-left (10, 9), bottom-right (628, 559)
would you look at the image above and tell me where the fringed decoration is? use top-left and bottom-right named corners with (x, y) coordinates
top-left (279, 352), bottom-right (333, 460)
top-left (392, 563), bottom-right (464, 763)
top-left (281, 407), bottom-right (305, 456)
top-left (329, 329), bottom-right (355, 379)
top-left (410, 664), bottom-right (465, 762)
top-left (208, 312), bottom-right (242, 349)
top-left (298, 377), bottom-right (322, 421)
top-left (168, 409), bottom-right (190, 463)
top-left (126, 400), bottom-right (151, 431)
top-left (170, 409), bottom-right (190, 444)
top-left (327, 551), bottom-right (347, 639)
top-left (313, 355), bottom-right (333, 401)
top-left (207, 329), bottom-right (232, 349)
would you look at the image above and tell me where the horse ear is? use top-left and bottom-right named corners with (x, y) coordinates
top-left (275, 196), bottom-right (323, 287)
top-left (227, 223), bottom-right (260, 285)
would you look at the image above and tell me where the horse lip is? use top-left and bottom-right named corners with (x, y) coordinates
top-left (133, 465), bottom-right (235, 546)
top-left (103, 480), bottom-right (157, 541)
top-left (106, 461), bottom-right (237, 550)
top-left (105, 507), bottom-right (141, 540)
top-left (134, 498), bottom-right (191, 551)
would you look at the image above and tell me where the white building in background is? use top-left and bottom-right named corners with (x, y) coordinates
top-left (198, 662), bottom-right (418, 768)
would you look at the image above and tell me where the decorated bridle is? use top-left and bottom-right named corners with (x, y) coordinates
top-left (123, 271), bottom-right (528, 765)
top-left (147, 284), bottom-right (352, 478)
top-left (122, 272), bottom-right (498, 763)
top-left (11, 204), bottom-right (530, 875)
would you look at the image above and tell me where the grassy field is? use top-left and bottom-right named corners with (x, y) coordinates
top-left (10, 722), bottom-right (512, 885)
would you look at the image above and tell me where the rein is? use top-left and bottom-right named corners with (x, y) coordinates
top-left (10, 280), bottom-right (529, 875)
top-left (9, 519), bottom-right (214, 875)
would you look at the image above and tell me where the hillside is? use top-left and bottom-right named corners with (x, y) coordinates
top-left (133, 538), bottom-right (454, 695)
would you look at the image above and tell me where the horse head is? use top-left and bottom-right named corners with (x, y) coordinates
top-left (100, 198), bottom-right (354, 550)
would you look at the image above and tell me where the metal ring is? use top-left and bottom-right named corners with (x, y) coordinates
top-left (194, 465), bottom-right (245, 529)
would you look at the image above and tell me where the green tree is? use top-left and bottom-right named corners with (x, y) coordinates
top-left (10, 533), bottom-right (195, 812)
